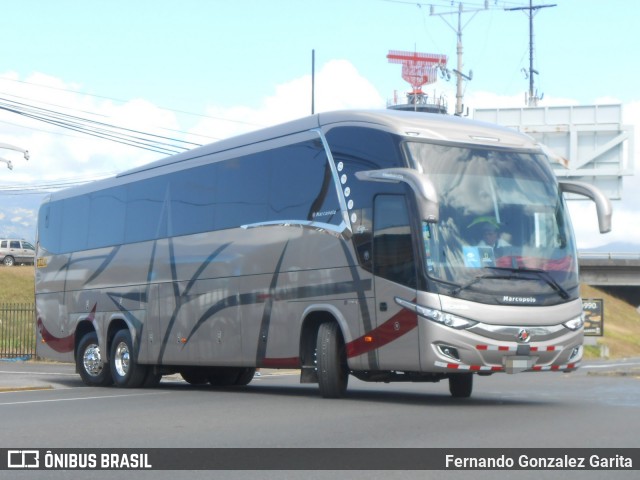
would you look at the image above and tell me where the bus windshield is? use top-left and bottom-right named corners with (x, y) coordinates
top-left (405, 141), bottom-right (579, 304)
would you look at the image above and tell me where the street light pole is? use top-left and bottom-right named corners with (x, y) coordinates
top-left (0, 142), bottom-right (29, 171)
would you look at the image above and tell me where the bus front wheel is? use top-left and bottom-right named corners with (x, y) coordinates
top-left (448, 373), bottom-right (473, 398)
top-left (316, 322), bottom-right (349, 398)
top-left (110, 329), bottom-right (148, 388)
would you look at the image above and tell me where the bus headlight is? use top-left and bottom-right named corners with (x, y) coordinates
top-left (395, 297), bottom-right (477, 330)
top-left (563, 314), bottom-right (584, 331)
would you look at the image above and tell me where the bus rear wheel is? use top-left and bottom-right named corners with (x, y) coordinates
top-left (180, 368), bottom-right (209, 385)
top-left (233, 367), bottom-right (256, 386)
top-left (207, 367), bottom-right (244, 386)
top-left (77, 331), bottom-right (113, 386)
top-left (448, 373), bottom-right (473, 398)
top-left (316, 322), bottom-right (349, 398)
top-left (110, 329), bottom-right (148, 388)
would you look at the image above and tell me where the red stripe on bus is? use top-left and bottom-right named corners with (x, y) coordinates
top-left (261, 357), bottom-right (300, 368)
top-left (37, 316), bottom-right (75, 353)
top-left (345, 306), bottom-right (418, 358)
top-left (36, 304), bottom-right (97, 354)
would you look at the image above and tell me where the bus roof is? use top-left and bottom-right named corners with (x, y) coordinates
top-left (47, 110), bottom-right (541, 202)
top-left (118, 110), bottom-right (539, 178)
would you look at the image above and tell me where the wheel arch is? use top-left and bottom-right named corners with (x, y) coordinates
top-left (299, 304), bottom-right (351, 376)
top-left (74, 320), bottom-right (98, 368)
top-left (106, 316), bottom-right (130, 360)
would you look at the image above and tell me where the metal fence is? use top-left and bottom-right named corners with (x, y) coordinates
top-left (0, 303), bottom-right (36, 359)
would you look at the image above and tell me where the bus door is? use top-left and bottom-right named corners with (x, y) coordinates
top-left (372, 194), bottom-right (420, 371)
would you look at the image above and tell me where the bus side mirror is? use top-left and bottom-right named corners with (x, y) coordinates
top-left (355, 168), bottom-right (439, 223)
top-left (559, 180), bottom-right (612, 234)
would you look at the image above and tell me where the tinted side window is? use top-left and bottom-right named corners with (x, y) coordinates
top-left (216, 154), bottom-right (269, 230)
top-left (39, 138), bottom-right (341, 253)
top-left (38, 204), bottom-right (59, 253)
top-left (10, 240), bottom-right (20, 249)
top-left (59, 197), bottom-right (90, 252)
top-left (89, 187), bottom-right (126, 249)
top-left (125, 177), bottom-right (170, 243)
top-left (170, 163), bottom-right (217, 237)
top-left (326, 127), bottom-right (407, 270)
top-left (268, 140), bottom-right (340, 225)
top-left (373, 195), bottom-right (416, 288)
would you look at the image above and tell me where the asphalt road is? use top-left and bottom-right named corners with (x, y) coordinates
top-left (1, 359), bottom-right (639, 480)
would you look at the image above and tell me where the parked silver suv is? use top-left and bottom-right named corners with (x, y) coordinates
top-left (0, 239), bottom-right (35, 266)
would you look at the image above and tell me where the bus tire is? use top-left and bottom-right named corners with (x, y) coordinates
top-left (180, 368), bottom-right (209, 385)
top-left (77, 331), bottom-right (113, 387)
top-left (316, 321), bottom-right (349, 398)
top-left (448, 373), bottom-right (473, 398)
top-left (234, 367), bottom-right (256, 386)
top-left (110, 329), bottom-right (148, 388)
top-left (207, 367), bottom-right (241, 386)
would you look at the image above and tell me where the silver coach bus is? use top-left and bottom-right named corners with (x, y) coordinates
top-left (35, 110), bottom-right (611, 398)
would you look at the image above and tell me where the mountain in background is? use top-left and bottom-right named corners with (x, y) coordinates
top-left (580, 241), bottom-right (640, 254)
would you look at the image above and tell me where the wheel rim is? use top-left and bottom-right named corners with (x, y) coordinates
top-left (114, 341), bottom-right (130, 377)
top-left (83, 344), bottom-right (103, 377)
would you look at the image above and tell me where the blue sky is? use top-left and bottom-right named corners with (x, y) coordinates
top-left (4, 0), bottom-right (636, 108)
top-left (0, 0), bottom-right (638, 248)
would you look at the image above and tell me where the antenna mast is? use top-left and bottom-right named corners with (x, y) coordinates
top-left (430, 1), bottom-right (488, 116)
top-left (506, 0), bottom-right (557, 107)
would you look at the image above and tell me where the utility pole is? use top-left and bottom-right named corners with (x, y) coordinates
top-left (506, 0), bottom-right (557, 107)
top-left (430, 1), bottom-right (488, 116)
top-left (311, 49), bottom-right (316, 115)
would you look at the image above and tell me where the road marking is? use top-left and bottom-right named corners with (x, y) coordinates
top-left (582, 362), bottom-right (640, 369)
top-left (0, 386), bottom-right (53, 393)
top-left (0, 369), bottom-right (77, 377)
top-left (0, 391), bottom-right (170, 406)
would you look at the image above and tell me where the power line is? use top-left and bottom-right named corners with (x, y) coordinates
top-left (0, 92), bottom-right (222, 144)
top-left (0, 172), bottom-right (117, 195)
top-left (0, 75), bottom-right (265, 128)
top-left (0, 96), bottom-right (203, 155)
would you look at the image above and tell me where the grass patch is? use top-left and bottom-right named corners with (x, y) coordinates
top-left (0, 266), bottom-right (36, 357)
top-left (581, 284), bottom-right (640, 359)
top-left (0, 266), bottom-right (35, 304)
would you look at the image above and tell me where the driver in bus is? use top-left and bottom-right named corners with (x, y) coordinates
top-left (470, 217), bottom-right (511, 248)
top-left (478, 223), bottom-right (511, 248)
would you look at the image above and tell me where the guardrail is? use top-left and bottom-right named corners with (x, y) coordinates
top-left (0, 303), bottom-right (35, 359)
top-left (579, 252), bottom-right (640, 260)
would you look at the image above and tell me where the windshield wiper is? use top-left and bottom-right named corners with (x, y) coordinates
top-left (450, 271), bottom-right (516, 296)
top-left (486, 266), bottom-right (570, 300)
top-left (450, 267), bottom-right (571, 300)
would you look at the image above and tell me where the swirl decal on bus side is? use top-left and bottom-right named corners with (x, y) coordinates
top-left (345, 301), bottom-right (418, 358)
top-left (37, 304), bottom-right (98, 353)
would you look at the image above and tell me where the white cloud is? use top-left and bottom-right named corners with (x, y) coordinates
top-left (191, 59), bottom-right (386, 141)
top-left (0, 71), bottom-right (178, 185)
